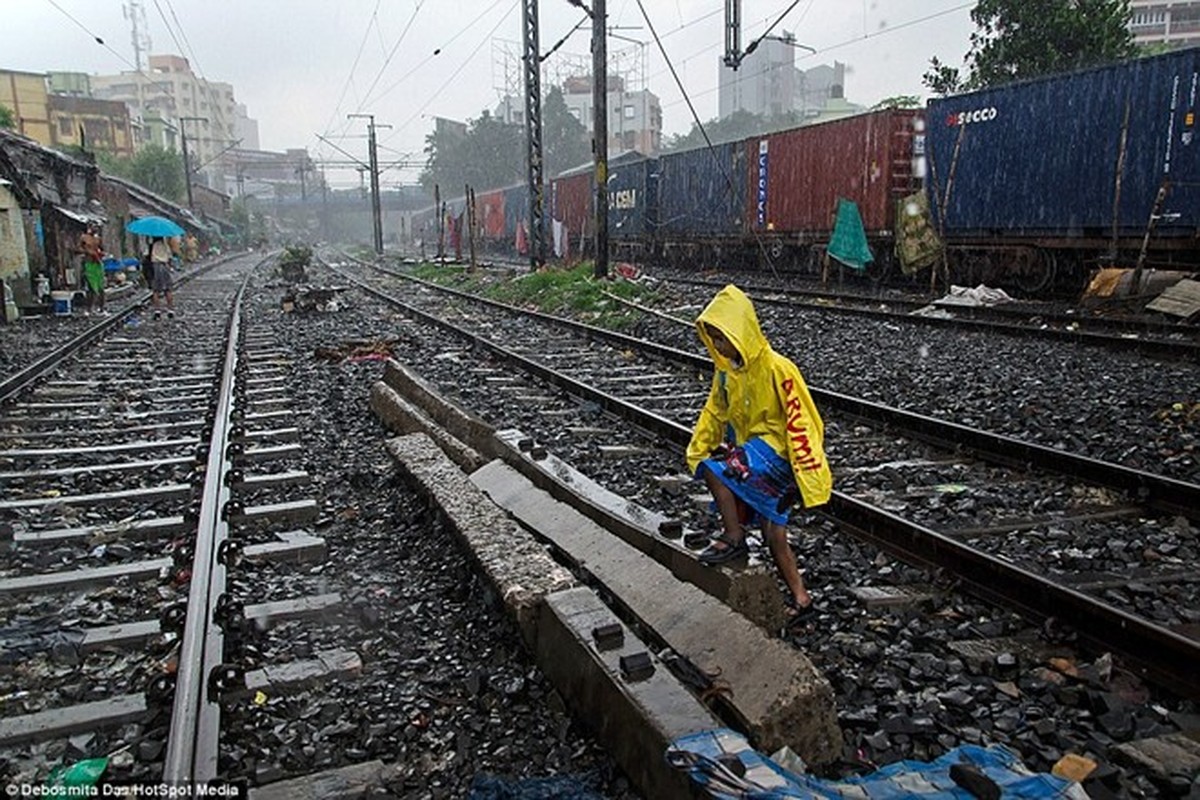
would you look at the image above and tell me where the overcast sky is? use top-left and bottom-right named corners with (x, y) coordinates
top-left (2, 1), bottom-right (976, 188)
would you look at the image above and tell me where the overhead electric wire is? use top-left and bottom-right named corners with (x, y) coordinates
top-left (151, 0), bottom-right (233, 150)
top-left (365, 0), bottom-right (509, 111)
top-left (44, 0), bottom-right (149, 74)
top-left (376, 0), bottom-right (520, 152)
top-left (657, 1), bottom-right (974, 113)
top-left (741, 0), bottom-right (805, 60)
top-left (314, 0), bottom-right (510, 166)
top-left (355, 0), bottom-right (427, 111)
top-left (319, 0), bottom-right (383, 143)
top-left (150, 1), bottom-right (190, 67)
top-left (635, 0), bottom-right (781, 277)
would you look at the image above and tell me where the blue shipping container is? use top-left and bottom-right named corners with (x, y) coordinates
top-left (655, 142), bottom-right (748, 237)
top-left (925, 48), bottom-right (1199, 238)
top-left (607, 154), bottom-right (657, 241)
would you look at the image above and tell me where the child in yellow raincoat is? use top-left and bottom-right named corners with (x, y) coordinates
top-left (686, 284), bottom-right (832, 626)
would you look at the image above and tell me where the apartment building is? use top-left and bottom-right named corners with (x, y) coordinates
top-left (0, 69), bottom-right (51, 144)
top-left (47, 95), bottom-right (137, 159)
top-left (1129, 1), bottom-right (1200, 47)
top-left (91, 54), bottom-right (254, 190)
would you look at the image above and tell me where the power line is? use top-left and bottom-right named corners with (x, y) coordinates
top-left (635, 0), bottom-right (779, 277)
top-left (320, 0), bottom-right (383, 142)
top-left (45, 0), bottom-right (145, 73)
top-left (356, 0), bottom-right (427, 111)
top-left (375, 0), bottom-right (520, 152)
top-left (364, 0), bottom-right (510, 112)
top-left (656, 1), bottom-right (974, 113)
top-left (150, 0), bottom-right (189, 66)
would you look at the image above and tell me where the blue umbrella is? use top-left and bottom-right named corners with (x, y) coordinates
top-left (126, 215), bottom-right (185, 237)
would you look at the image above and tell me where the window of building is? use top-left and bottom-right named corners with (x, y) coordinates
top-left (83, 118), bottom-right (112, 144)
top-left (624, 105), bottom-right (635, 119)
top-left (58, 116), bottom-right (74, 136)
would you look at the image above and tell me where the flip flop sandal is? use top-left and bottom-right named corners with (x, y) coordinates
top-left (698, 536), bottom-right (749, 565)
top-left (784, 597), bottom-right (819, 628)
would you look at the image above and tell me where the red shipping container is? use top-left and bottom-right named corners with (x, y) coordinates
top-left (551, 170), bottom-right (594, 243)
top-left (746, 109), bottom-right (919, 237)
top-left (477, 188), bottom-right (507, 239)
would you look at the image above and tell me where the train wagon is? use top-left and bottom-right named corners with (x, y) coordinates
top-left (607, 153), bottom-right (657, 262)
top-left (655, 140), bottom-right (749, 268)
top-left (502, 183), bottom-right (529, 253)
top-left (925, 47), bottom-right (1200, 291)
top-left (550, 165), bottom-right (594, 260)
top-left (746, 108), bottom-right (922, 275)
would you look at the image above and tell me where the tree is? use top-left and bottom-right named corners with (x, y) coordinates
top-left (923, 0), bottom-right (1138, 95)
top-left (0, 104), bottom-right (14, 130)
top-left (872, 95), bottom-right (923, 110)
top-left (129, 144), bottom-right (185, 202)
top-left (420, 110), bottom-right (523, 195)
top-left (542, 86), bottom-right (590, 175)
top-left (662, 109), bottom-right (808, 152)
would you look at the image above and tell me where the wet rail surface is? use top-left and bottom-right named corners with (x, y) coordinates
top-left (415, 251), bottom-right (1200, 360)
top-left (1, 255), bottom-right (637, 797)
top-left (328, 252), bottom-right (1200, 698)
top-left (0, 253), bottom-right (326, 788)
top-left (655, 273), bottom-right (1200, 362)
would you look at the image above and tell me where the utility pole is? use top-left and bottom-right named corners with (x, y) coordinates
top-left (592, 0), bottom-right (608, 279)
top-left (466, 185), bottom-right (478, 272)
top-left (320, 168), bottom-right (329, 242)
top-left (178, 116), bottom-right (207, 211)
top-left (521, 0), bottom-right (546, 270)
top-left (348, 113), bottom-right (390, 255)
top-left (434, 184), bottom-right (443, 261)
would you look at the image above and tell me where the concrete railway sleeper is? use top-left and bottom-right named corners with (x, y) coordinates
top-left (0, 253), bottom-right (328, 791)
top-left (325, 249), bottom-right (1197, 794)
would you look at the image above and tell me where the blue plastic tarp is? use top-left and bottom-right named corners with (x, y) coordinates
top-left (666, 729), bottom-right (1087, 799)
top-left (103, 257), bottom-right (141, 272)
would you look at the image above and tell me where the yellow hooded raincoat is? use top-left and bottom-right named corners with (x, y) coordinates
top-left (686, 284), bottom-right (832, 508)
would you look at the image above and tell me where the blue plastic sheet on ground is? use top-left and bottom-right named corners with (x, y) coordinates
top-left (468, 774), bottom-right (607, 800)
top-left (102, 257), bottom-right (141, 272)
top-left (666, 729), bottom-right (1087, 799)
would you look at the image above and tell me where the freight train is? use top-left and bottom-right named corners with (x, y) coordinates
top-left (402, 47), bottom-right (1198, 294)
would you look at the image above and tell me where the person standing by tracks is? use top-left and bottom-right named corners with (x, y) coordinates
top-left (686, 284), bottom-right (832, 628)
top-left (78, 225), bottom-right (106, 315)
top-left (148, 236), bottom-right (175, 319)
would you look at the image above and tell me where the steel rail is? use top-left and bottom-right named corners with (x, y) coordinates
top-left (370, 262), bottom-right (1200, 520)
top-left (329, 256), bottom-right (1200, 700)
top-left (0, 252), bottom-right (251, 406)
top-left (664, 275), bottom-right (1200, 362)
top-left (162, 280), bottom-right (248, 785)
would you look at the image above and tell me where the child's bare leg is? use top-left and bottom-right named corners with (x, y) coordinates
top-left (702, 468), bottom-right (744, 544)
top-left (764, 521), bottom-right (810, 607)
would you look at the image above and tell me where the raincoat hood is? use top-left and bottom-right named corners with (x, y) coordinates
top-left (696, 285), bottom-right (768, 371)
top-left (687, 283), bottom-right (832, 508)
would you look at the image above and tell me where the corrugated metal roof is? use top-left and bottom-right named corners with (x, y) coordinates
top-left (54, 205), bottom-right (107, 226)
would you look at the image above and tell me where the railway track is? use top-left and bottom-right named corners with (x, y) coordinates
top-left (327, 251), bottom-right (1200, 701)
top-left (420, 252), bottom-right (1199, 362)
top-left (656, 273), bottom-right (1200, 363)
top-left (4, 244), bottom-right (1191, 794)
top-left (0, 252), bottom-right (325, 789)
